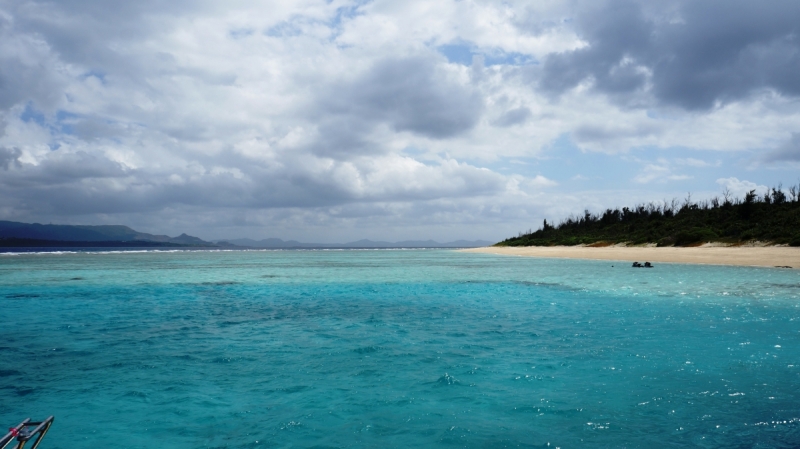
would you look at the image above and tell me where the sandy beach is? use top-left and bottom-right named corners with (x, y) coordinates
top-left (461, 245), bottom-right (800, 269)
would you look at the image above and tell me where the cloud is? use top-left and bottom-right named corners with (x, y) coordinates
top-left (538, 0), bottom-right (800, 110)
top-left (632, 158), bottom-right (691, 184)
top-left (762, 132), bottom-right (800, 162)
top-left (0, 146), bottom-right (21, 170)
top-left (36, 150), bottom-right (130, 181)
top-left (0, 143), bottom-right (508, 215)
top-left (716, 177), bottom-right (768, 198)
top-left (319, 56), bottom-right (484, 141)
top-left (674, 157), bottom-right (719, 168)
top-left (631, 164), bottom-right (667, 184)
top-left (0, 0), bottom-right (799, 241)
top-left (527, 175), bottom-right (558, 187)
top-left (573, 122), bottom-right (661, 148)
top-left (492, 107), bottom-right (532, 127)
top-left (0, 12), bottom-right (68, 110)
top-left (540, 1), bottom-right (651, 99)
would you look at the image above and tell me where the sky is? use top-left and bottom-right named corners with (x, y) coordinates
top-left (1, 0), bottom-right (799, 243)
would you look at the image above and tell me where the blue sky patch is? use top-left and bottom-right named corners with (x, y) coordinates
top-left (265, 20), bottom-right (303, 37)
top-left (20, 103), bottom-right (46, 126)
top-left (473, 134), bottom-right (795, 201)
top-left (438, 42), bottom-right (536, 66)
top-left (438, 43), bottom-right (475, 66)
top-left (80, 70), bottom-right (106, 83)
top-left (329, 2), bottom-right (367, 29)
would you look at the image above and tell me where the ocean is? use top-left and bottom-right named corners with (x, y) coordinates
top-left (1, 249), bottom-right (799, 448)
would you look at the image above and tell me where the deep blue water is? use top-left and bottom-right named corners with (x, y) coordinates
top-left (1, 249), bottom-right (799, 448)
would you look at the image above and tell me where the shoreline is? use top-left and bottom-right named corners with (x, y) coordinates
top-left (460, 245), bottom-right (800, 269)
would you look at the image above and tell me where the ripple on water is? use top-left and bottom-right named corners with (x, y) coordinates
top-left (1, 250), bottom-right (799, 448)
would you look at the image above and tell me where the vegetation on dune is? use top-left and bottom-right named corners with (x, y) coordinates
top-left (498, 183), bottom-right (800, 247)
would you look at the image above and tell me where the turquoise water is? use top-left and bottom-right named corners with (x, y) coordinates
top-left (1, 249), bottom-right (799, 448)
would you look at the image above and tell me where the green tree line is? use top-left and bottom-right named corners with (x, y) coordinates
top-left (498, 182), bottom-right (800, 247)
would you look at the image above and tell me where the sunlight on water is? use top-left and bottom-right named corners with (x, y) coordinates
top-left (1, 250), bottom-right (799, 448)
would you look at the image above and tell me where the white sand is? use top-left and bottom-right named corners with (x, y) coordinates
top-left (460, 245), bottom-right (800, 269)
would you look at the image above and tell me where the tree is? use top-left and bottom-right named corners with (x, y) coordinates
top-left (771, 184), bottom-right (787, 204)
top-left (722, 187), bottom-right (732, 207)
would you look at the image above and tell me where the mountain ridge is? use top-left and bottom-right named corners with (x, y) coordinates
top-left (0, 220), bottom-right (492, 248)
top-left (216, 238), bottom-right (492, 248)
top-left (0, 220), bottom-right (212, 246)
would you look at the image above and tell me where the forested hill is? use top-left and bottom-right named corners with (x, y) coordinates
top-left (0, 220), bottom-right (212, 246)
top-left (499, 186), bottom-right (800, 247)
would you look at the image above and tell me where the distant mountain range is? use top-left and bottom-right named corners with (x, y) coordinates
top-left (215, 238), bottom-right (493, 249)
top-left (0, 220), bottom-right (491, 249)
top-left (0, 220), bottom-right (210, 246)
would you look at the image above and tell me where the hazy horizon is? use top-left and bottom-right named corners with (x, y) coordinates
top-left (1, 0), bottom-right (799, 242)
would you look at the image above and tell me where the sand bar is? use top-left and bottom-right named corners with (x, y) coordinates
top-left (461, 245), bottom-right (800, 269)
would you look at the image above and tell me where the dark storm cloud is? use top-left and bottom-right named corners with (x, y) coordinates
top-left (38, 151), bottom-right (130, 180)
top-left (321, 56), bottom-right (484, 141)
top-left (0, 144), bottom-right (507, 217)
top-left (1, 151), bottom-right (131, 188)
top-left (0, 146), bottom-right (21, 170)
top-left (540, 1), bottom-right (651, 96)
top-left (538, 0), bottom-right (800, 109)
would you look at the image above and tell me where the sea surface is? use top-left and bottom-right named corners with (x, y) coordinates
top-left (1, 249), bottom-right (799, 448)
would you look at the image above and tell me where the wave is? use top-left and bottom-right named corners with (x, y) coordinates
top-left (0, 247), bottom-right (444, 256)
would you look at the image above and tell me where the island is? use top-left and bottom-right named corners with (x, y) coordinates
top-left (498, 187), bottom-right (800, 247)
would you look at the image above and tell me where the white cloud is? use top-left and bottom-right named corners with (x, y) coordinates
top-left (528, 175), bottom-right (558, 187)
top-left (0, 0), bottom-right (799, 241)
top-left (633, 162), bottom-right (670, 184)
top-left (715, 177), bottom-right (768, 199)
top-left (675, 158), bottom-right (719, 168)
top-left (632, 158), bottom-right (692, 184)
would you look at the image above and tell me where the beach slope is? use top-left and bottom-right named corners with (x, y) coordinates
top-left (461, 245), bottom-right (800, 269)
